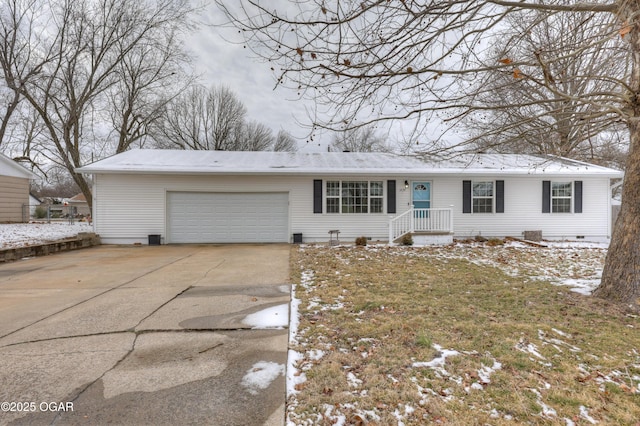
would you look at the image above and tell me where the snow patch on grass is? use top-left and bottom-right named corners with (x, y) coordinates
top-left (516, 338), bottom-right (546, 359)
top-left (580, 405), bottom-right (598, 424)
top-left (412, 344), bottom-right (460, 370)
top-left (0, 222), bottom-right (92, 249)
top-left (530, 388), bottom-right (557, 418)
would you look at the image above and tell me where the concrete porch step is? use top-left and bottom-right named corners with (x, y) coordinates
top-left (409, 232), bottom-right (454, 245)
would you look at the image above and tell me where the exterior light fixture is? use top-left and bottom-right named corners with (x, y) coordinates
top-left (404, 180), bottom-right (409, 188)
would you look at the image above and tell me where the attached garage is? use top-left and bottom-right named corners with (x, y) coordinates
top-left (166, 192), bottom-right (289, 243)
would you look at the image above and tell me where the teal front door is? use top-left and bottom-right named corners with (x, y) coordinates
top-left (413, 182), bottom-right (431, 217)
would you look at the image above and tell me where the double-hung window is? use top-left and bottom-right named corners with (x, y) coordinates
top-left (463, 180), bottom-right (504, 214)
top-left (326, 181), bottom-right (384, 213)
top-left (551, 182), bottom-right (572, 213)
top-left (472, 181), bottom-right (494, 213)
top-left (326, 181), bottom-right (341, 213)
top-left (542, 180), bottom-right (582, 214)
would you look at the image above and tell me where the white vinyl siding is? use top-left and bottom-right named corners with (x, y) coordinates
top-left (92, 174), bottom-right (396, 244)
top-left (91, 174), bottom-right (613, 244)
top-left (438, 176), bottom-right (610, 239)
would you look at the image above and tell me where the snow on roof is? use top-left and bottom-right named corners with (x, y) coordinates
top-left (76, 149), bottom-right (624, 177)
top-left (0, 152), bottom-right (38, 179)
top-left (68, 193), bottom-right (87, 203)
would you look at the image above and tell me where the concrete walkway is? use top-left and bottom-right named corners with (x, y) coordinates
top-left (0, 245), bottom-right (291, 426)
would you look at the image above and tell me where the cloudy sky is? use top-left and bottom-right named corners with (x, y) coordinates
top-left (184, 3), bottom-right (467, 153)
top-left (185, 4), bottom-right (329, 152)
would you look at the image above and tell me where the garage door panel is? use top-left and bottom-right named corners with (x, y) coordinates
top-left (167, 192), bottom-right (289, 243)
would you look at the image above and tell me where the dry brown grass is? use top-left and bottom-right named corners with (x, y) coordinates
top-left (288, 244), bottom-right (640, 425)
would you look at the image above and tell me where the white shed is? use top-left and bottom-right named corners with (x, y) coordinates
top-left (77, 150), bottom-right (623, 245)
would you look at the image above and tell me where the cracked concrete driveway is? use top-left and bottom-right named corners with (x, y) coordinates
top-left (0, 244), bottom-right (291, 426)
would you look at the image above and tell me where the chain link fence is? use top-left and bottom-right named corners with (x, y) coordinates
top-left (23, 204), bottom-right (91, 224)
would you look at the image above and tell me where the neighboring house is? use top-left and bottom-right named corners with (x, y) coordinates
top-left (0, 153), bottom-right (37, 222)
top-left (39, 197), bottom-right (64, 218)
top-left (66, 193), bottom-right (91, 217)
top-left (77, 150), bottom-right (624, 245)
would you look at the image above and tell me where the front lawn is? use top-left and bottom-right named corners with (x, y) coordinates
top-left (287, 243), bottom-right (640, 425)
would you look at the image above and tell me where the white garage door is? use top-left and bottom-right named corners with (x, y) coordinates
top-left (167, 192), bottom-right (289, 243)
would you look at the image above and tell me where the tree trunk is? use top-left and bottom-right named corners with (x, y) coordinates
top-left (595, 12), bottom-right (640, 309)
top-left (596, 120), bottom-right (640, 309)
top-left (70, 172), bottom-right (93, 212)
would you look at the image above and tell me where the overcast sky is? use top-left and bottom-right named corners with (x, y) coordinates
top-left (184, 3), bottom-right (467, 153)
top-left (185, 4), bottom-right (329, 152)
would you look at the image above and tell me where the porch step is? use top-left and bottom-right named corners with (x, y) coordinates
top-left (411, 231), bottom-right (454, 235)
top-left (388, 207), bottom-right (454, 243)
top-left (409, 232), bottom-right (454, 245)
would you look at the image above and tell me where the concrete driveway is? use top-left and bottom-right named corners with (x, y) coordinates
top-left (0, 244), bottom-right (291, 426)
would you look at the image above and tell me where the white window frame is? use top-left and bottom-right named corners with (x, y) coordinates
top-left (325, 180), bottom-right (384, 214)
top-left (551, 181), bottom-right (572, 213)
top-left (472, 181), bottom-right (494, 214)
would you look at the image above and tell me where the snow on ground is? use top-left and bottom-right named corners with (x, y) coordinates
top-left (0, 229), bottom-right (612, 421)
top-left (242, 304), bottom-right (289, 329)
top-left (0, 222), bottom-right (93, 249)
top-left (389, 240), bottom-right (608, 295)
top-left (411, 344), bottom-right (460, 369)
top-left (241, 361), bottom-right (286, 395)
top-left (286, 241), bottom-right (615, 425)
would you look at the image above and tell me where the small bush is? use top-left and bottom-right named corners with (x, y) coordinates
top-left (34, 206), bottom-right (47, 219)
top-left (400, 234), bottom-right (413, 246)
top-left (355, 236), bottom-right (367, 246)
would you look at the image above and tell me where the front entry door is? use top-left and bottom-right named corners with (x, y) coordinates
top-left (413, 182), bottom-right (431, 217)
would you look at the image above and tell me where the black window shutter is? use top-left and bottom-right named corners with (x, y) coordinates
top-left (542, 181), bottom-right (551, 213)
top-left (496, 180), bottom-right (505, 213)
top-left (313, 179), bottom-right (322, 214)
top-left (387, 180), bottom-right (396, 214)
top-left (463, 180), bottom-right (471, 213)
top-left (574, 181), bottom-right (583, 213)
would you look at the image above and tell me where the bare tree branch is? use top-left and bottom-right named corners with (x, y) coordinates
top-left (0, 0), bottom-right (199, 207)
top-left (218, 0), bottom-right (640, 307)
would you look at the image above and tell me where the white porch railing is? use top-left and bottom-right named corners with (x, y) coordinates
top-left (389, 208), bottom-right (453, 242)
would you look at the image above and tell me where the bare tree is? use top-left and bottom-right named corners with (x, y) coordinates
top-left (462, 9), bottom-right (628, 167)
top-left (0, 0), bottom-right (57, 147)
top-left (107, 28), bottom-right (194, 154)
top-left (0, 0), bottom-right (198, 208)
top-left (152, 85), bottom-right (212, 150)
top-left (32, 169), bottom-right (80, 198)
top-left (207, 85), bottom-right (249, 150)
top-left (153, 84), bottom-right (247, 150)
top-left (232, 120), bottom-right (273, 151)
top-left (219, 0), bottom-right (640, 308)
top-left (5, 106), bottom-right (48, 174)
top-left (154, 84), bottom-right (299, 152)
top-left (272, 129), bottom-right (297, 152)
top-left (330, 125), bottom-right (388, 152)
